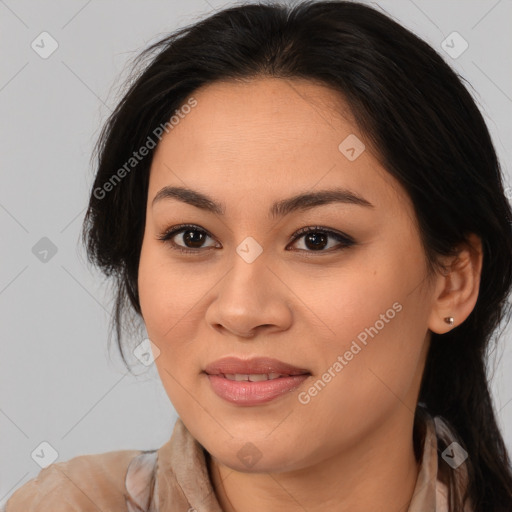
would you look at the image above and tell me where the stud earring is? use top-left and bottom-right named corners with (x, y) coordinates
top-left (444, 316), bottom-right (454, 326)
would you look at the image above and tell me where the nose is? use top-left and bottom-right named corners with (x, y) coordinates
top-left (204, 250), bottom-right (293, 339)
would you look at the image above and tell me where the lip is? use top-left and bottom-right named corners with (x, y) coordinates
top-left (203, 357), bottom-right (311, 406)
top-left (204, 356), bottom-right (310, 376)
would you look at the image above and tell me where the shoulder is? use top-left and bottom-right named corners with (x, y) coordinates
top-left (4, 447), bottom-right (146, 512)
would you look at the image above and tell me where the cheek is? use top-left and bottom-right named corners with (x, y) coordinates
top-left (138, 241), bottom-right (204, 341)
top-left (296, 249), bottom-right (428, 423)
top-left (295, 309), bottom-right (423, 451)
top-left (137, 243), bottom-right (204, 411)
top-left (291, 250), bottom-right (403, 351)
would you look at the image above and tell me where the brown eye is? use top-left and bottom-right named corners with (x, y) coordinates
top-left (157, 224), bottom-right (218, 254)
top-left (179, 228), bottom-right (208, 248)
top-left (288, 226), bottom-right (355, 253)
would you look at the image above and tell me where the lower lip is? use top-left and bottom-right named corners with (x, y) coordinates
top-left (205, 373), bottom-right (310, 406)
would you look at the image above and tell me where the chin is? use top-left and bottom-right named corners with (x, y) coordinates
top-left (217, 452), bottom-right (296, 474)
top-left (208, 437), bottom-right (309, 474)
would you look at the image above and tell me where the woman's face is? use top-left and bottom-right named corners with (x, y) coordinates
top-left (138, 77), bottom-right (438, 472)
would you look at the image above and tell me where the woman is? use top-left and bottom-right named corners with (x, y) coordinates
top-left (5, 1), bottom-right (512, 511)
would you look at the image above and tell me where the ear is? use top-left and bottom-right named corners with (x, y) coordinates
top-left (428, 233), bottom-right (483, 334)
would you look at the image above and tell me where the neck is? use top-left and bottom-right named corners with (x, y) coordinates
top-left (207, 411), bottom-right (421, 512)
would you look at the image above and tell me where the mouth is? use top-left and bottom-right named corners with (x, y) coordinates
top-left (203, 356), bottom-right (311, 406)
top-left (214, 372), bottom-right (305, 381)
top-left (204, 356), bottom-right (310, 376)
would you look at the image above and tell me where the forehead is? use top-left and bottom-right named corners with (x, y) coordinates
top-left (156, 77), bottom-right (358, 158)
top-left (148, 77), bottom-right (410, 217)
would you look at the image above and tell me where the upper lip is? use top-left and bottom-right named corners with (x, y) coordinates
top-left (204, 357), bottom-right (310, 376)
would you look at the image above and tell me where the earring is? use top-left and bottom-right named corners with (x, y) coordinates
top-left (444, 316), bottom-right (454, 326)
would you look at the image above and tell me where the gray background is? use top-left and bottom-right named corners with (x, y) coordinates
top-left (1, 0), bottom-right (511, 505)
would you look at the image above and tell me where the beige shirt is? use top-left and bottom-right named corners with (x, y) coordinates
top-left (4, 409), bottom-right (471, 511)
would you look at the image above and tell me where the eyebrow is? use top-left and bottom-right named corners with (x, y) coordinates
top-left (151, 185), bottom-right (374, 218)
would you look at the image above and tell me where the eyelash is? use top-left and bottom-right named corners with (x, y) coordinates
top-left (156, 223), bottom-right (355, 256)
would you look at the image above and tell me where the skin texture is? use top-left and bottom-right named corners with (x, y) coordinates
top-left (137, 77), bottom-right (483, 512)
